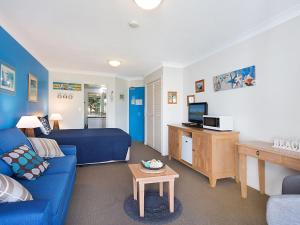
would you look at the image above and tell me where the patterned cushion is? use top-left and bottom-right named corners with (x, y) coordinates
top-left (0, 174), bottom-right (33, 203)
top-left (1, 145), bottom-right (49, 180)
top-left (39, 116), bottom-right (51, 135)
top-left (28, 138), bottom-right (65, 158)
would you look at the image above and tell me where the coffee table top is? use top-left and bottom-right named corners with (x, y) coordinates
top-left (128, 164), bottom-right (179, 182)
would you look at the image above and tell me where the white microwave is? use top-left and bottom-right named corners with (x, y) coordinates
top-left (203, 116), bottom-right (233, 131)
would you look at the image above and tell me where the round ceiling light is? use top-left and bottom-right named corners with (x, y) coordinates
top-left (134, 0), bottom-right (162, 10)
top-left (108, 60), bottom-right (121, 67)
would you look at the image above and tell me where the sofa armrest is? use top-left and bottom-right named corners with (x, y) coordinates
top-left (267, 195), bottom-right (300, 225)
top-left (0, 200), bottom-right (50, 225)
top-left (59, 145), bottom-right (77, 156)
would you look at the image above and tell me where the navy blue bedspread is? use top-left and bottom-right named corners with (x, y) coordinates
top-left (39, 128), bottom-right (131, 164)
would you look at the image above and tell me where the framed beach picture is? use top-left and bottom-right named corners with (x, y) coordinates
top-left (168, 91), bottom-right (177, 104)
top-left (187, 95), bottom-right (195, 105)
top-left (0, 64), bottom-right (16, 93)
top-left (213, 66), bottom-right (256, 92)
top-left (195, 79), bottom-right (205, 93)
top-left (28, 74), bottom-right (38, 102)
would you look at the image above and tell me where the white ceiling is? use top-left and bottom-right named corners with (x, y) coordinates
top-left (0, 0), bottom-right (300, 79)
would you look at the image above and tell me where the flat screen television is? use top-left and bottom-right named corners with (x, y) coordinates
top-left (188, 102), bottom-right (208, 125)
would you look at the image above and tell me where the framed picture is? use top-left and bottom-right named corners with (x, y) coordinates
top-left (187, 95), bottom-right (195, 105)
top-left (0, 64), bottom-right (16, 93)
top-left (28, 74), bottom-right (38, 102)
top-left (213, 65), bottom-right (256, 92)
top-left (168, 91), bottom-right (177, 104)
top-left (195, 79), bottom-right (205, 93)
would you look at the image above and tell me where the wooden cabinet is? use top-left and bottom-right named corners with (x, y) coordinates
top-left (192, 132), bottom-right (211, 175)
top-left (168, 124), bottom-right (239, 187)
top-left (168, 126), bottom-right (180, 160)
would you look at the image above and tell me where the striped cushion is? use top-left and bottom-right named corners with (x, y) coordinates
top-left (28, 138), bottom-right (65, 158)
top-left (0, 174), bottom-right (33, 203)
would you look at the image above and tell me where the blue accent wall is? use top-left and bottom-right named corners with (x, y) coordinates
top-left (0, 26), bottom-right (48, 129)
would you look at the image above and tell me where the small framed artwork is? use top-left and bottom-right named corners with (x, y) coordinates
top-left (195, 79), bottom-right (205, 93)
top-left (28, 74), bottom-right (38, 102)
top-left (0, 64), bottom-right (16, 93)
top-left (187, 95), bottom-right (195, 105)
top-left (168, 91), bottom-right (177, 104)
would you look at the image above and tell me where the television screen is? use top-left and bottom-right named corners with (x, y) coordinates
top-left (188, 103), bottom-right (208, 124)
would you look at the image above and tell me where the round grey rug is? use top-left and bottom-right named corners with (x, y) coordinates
top-left (124, 190), bottom-right (182, 224)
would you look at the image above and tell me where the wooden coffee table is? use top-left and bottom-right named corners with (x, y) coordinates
top-left (128, 164), bottom-right (179, 217)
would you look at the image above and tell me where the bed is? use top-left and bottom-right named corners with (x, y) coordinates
top-left (37, 128), bottom-right (131, 165)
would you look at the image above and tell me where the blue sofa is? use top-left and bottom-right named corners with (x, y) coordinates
top-left (0, 128), bottom-right (77, 225)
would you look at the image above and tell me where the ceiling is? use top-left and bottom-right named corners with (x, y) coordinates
top-left (0, 0), bottom-right (300, 79)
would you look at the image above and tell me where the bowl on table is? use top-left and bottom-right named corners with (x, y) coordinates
top-left (141, 159), bottom-right (165, 170)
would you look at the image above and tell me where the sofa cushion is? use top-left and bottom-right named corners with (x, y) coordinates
top-left (0, 128), bottom-right (33, 176)
top-left (19, 173), bottom-right (70, 216)
top-left (39, 116), bottom-right (51, 135)
top-left (0, 174), bottom-right (33, 203)
top-left (44, 155), bottom-right (76, 175)
top-left (28, 138), bottom-right (65, 158)
top-left (1, 145), bottom-right (49, 180)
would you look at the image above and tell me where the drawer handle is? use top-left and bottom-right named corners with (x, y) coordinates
top-left (256, 150), bottom-right (260, 156)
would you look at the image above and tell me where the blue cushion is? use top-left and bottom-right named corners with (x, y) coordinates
top-left (0, 128), bottom-right (32, 176)
top-left (18, 173), bottom-right (71, 216)
top-left (44, 155), bottom-right (76, 175)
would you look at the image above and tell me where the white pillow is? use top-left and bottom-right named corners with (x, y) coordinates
top-left (0, 174), bottom-right (33, 203)
top-left (28, 138), bottom-right (65, 158)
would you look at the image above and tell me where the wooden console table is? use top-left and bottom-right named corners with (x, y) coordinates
top-left (168, 124), bottom-right (239, 187)
top-left (238, 141), bottom-right (300, 199)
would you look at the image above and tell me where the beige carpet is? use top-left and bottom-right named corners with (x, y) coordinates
top-left (65, 142), bottom-right (267, 225)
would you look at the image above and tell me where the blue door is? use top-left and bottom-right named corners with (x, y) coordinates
top-left (129, 87), bottom-right (145, 142)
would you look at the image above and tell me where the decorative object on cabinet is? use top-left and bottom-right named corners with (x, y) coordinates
top-left (0, 63), bottom-right (16, 93)
top-left (195, 80), bottom-right (205, 93)
top-left (168, 124), bottom-right (239, 187)
top-left (273, 138), bottom-right (300, 152)
top-left (213, 65), bottom-right (256, 92)
top-left (16, 116), bottom-right (43, 137)
top-left (168, 91), bottom-right (177, 104)
top-left (53, 82), bottom-right (82, 91)
top-left (28, 74), bottom-right (38, 102)
top-left (186, 95), bottom-right (195, 105)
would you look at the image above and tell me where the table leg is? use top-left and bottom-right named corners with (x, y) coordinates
top-left (139, 182), bottom-right (145, 217)
top-left (159, 182), bottom-right (163, 197)
top-left (209, 177), bottom-right (217, 188)
top-left (239, 153), bottom-right (247, 199)
top-left (133, 177), bottom-right (137, 200)
top-left (235, 147), bottom-right (240, 183)
top-left (258, 159), bottom-right (265, 195)
top-left (168, 179), bottom-right (175, 213)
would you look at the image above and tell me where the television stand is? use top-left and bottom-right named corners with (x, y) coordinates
top-left (181, 122), bottom-right (203, 128)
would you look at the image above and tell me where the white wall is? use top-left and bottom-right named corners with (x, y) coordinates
top-left (182, 16), bottom-right (300, 195)
top-left (162, 67), bottom-right (184, 156)
top-left (128, 79), bottom-right (144, 87)
top-left (115, 77), bottom-right (129, 132)
top-left (49, 71), bottom-right (117, 129)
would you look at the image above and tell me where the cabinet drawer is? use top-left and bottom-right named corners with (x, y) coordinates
top-left (238, 146), bottom-right (258, 158)
top-left (282, 157), bottom-right (300, 171)
top-left (258, 151), bottom-right (282, 164)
